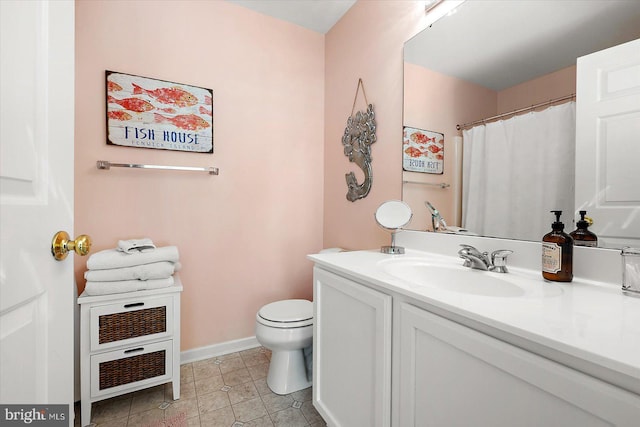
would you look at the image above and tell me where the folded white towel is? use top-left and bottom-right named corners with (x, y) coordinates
top-left (87, 246), bottom-right (179, 270)
top-left (84, 276), bottom-right (175, 296)
top-left (84, 261), bottom-right (178, 282)
top-left (117, 238), bottom-right (156, 253)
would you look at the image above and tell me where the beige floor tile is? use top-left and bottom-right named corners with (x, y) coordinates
top-left (129, 387), bottom-right (165, 415)
top-left (215, 351), bottom-right (240, 361)
top-left (193, 360), bottom-right (222, 380)
top-left (290, 388), bottom-right (312, 403)
top-left (199, 405), bottom-right (236, 426)
top-left (181, 363), bottom-right (195, 385)
top-left (218, 357), bottom-right (246, 374)
top-left (228, 381), bottom-right (259, 405)
top-left (164, 397), bottom-right (199, 420)
top-left (253, 378), bottom-right (272, 396)
top-left (222, 367), bottom-right (253, 386)
top-left (194, 374), bottom-right (225, 396)
top-left (270, 407), bottom-right (308, 427)
top-left (240, 351), bottom-right (270, 368)
top-left (300, 401), bottom-right (322, 425)
top-left (90, 397), bottom-right (131, 424)
top-left (186, 415), bottom-right (201, 427)
top-left (165, 379), bottom-right (196, 401)
top-left (197, 390), bottom-right (231, 416)
top-left (260, 393), bottom-right (294, 415)
top-left (94, 416), bottom-right (129, 427)
top-left (247, 362), bottom-right (269, 381)
top-left (231, 397), bottom-right (268, 423)
top-left (243, 414), bottom-right (275, 426)
top-left (125, 407), bottom-right (164, 427)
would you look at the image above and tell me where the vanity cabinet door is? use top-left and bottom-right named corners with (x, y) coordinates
top-left (313, 267), bottom-right (392, 427)
top-left (397, 303), bottom-right (640, 426)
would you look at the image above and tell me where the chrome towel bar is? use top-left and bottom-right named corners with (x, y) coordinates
top-left (402, 180), bottom-right (449, 189)
top-left (97, 160), bottom-right (219, 175)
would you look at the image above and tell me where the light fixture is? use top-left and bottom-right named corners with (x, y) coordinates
top-left (424, 0), bottom-right (465, 26)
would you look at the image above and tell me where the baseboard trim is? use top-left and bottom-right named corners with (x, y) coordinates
top-left (180, 336), bottom-right (260, 364)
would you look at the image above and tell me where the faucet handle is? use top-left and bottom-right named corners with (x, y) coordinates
top-left (490, 250), bottom-right (513, 273)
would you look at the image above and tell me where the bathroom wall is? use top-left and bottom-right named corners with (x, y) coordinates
top-left (497, 65), bottom-right (576, 113)
top-left (403, 63), bottom-right (497, 231)
top-left (75, 0), bottom-right (324, 351)
top-left (400, 63), bottom-right (576, 230)
top-left (323, 1), bottom-right (428, 250)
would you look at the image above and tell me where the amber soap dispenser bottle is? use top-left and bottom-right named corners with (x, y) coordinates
top-left (542, 210), bottom-right (573, 282)
top-left (570, 210), bottom-right (598, 247)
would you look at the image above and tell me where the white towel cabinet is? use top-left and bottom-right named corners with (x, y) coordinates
top-left (78, 278), bottom-right (183, 426)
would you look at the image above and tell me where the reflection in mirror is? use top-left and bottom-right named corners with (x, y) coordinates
top-left (375, 200), bottom-right (413, 254)
top-left (402, 0), bottom-right (640, 248)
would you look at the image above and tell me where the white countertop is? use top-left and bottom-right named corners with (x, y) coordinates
top-left (308, 248), bottom-right (640, 394)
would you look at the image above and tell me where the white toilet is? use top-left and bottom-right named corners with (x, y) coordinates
top-left (255, 298), bottom-right (313, 395)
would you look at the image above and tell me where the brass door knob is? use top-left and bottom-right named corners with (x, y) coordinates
top-left (51, 231), bottom-right (92, 261)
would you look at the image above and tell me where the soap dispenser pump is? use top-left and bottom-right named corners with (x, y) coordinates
top-left (570, 210), bottom-right (598, 247)
top-left (542, 210), bottom-right (573, 282)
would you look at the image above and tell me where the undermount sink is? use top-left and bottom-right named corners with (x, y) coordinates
top-left (379, 257), bottom-right (562, 298)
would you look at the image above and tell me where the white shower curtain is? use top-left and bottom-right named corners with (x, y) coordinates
top-left (462, 102), bottom-right (575, 241)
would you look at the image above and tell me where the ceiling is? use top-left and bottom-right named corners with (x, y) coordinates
top-left (227, 0), bottom-right (356, 34)
top-left (404, 0), bottom-right (640, 91)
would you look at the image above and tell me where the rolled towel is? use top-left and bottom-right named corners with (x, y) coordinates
top-left (84, 276), bottom-right (175, 296)
top-left (117, 238), bottom-right (156, 253)
top-left (87, 246), bottom-right (179, 270)
top-left (84, 261), bottom-right (177, 282)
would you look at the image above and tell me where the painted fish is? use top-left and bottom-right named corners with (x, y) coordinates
top-left (410, 133), bottom-right (431, 144)
top-left (199, 106), bottom-right (211, 115)
top-left (153, 113), bottom-right (210, 131)
top-left (132, 83), bottom-right (198, 107)
top-left (107, 95), bottom-right (155, 112)
top-left (427, 144), bottom-right (442, 154)
top-left (404, 146), bottom-right (423, 158)
top-left (107, 81), bottom-right (123, 92)
top-left (107, 110), bottom-right (132, 121)
top-left (158, 107), bottom-right (177, 114)
top-left (204, 95), bottom-right (212, 106)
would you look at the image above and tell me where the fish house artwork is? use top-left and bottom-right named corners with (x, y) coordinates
top-left (402, 126), bottom-right (444, 174)
top-left (106, 71), bottom-right (213, 153)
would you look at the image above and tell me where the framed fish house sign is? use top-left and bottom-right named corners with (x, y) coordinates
top-left (106, 71), bottom-right (214, 153)
top-left (402, 126), bottom-right (444, 174)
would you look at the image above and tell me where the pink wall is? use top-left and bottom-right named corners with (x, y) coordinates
top-left (403, 63), bottom-right (496, 230)
top-left (323, 1), bottom-right (428, 250)
top-left (498, 65), bottom-right (576, 113)
top-left (75, 0), bottom-right (325, 351)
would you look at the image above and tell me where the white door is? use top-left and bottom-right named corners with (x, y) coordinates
top-left (0, 0), bottom-right (76, 422)
top-left (575, 38), bottom-right (640, 248)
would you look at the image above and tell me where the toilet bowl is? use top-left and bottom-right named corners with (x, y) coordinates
top-left (255, 299), bottom-right (313, 395)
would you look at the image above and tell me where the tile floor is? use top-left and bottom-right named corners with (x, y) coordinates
top-left (75, 346), bottom-right (326, 427)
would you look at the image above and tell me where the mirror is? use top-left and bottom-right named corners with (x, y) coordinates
top-left (402, 0), bottom-right (640, 248)
top-left (375, 200), bottom-right (413, 254)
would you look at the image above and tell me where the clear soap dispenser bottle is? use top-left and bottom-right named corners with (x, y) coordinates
top-left (542, 210), bottom-right (573, 282)
top-left (570, 210), bottom-right (598, 247)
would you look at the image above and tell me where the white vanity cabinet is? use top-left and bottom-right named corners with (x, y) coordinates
top-left (312, 267), bottom-right (392, 427)
top-left (311, 264), bottom-right (640, 427)
top-left (78, 281), bottom-right (183, 427)
top-left (398, 302), bottom-right (640, 427)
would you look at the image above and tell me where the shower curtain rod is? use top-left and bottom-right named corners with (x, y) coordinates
top-left (456, 93), bottom-right (575, 131)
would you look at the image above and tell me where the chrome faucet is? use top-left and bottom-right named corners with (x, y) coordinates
top-left (425, 201), bottom-right (447, 232)
top-left (458, 244), bottom-right (513, 273)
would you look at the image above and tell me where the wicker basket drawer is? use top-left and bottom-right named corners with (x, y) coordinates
top-left (90, 295), bottom-right (173, 352)
top-left (90, 339), bottom-right (173, 398)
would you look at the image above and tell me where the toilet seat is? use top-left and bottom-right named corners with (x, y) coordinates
top-left (257, 299), bottom-right (313, 329)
